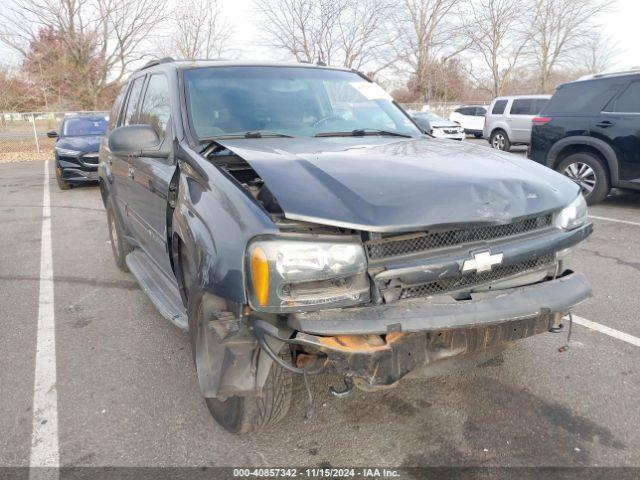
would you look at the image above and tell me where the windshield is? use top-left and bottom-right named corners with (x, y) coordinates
top-left (62, 116), bottom-right (107, 137)
top-left (183, 66), bottom-right (421, 140)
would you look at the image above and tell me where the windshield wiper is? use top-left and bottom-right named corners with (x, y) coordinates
top-left (315, 128), bottom-right (412, 138)
top-left (201, 131), bottom-right (294, 141)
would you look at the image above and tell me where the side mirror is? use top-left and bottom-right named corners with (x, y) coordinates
top-left (47, 131), bottom-right (58, 138)
top-left (108, 125), bottom-right (168, 158)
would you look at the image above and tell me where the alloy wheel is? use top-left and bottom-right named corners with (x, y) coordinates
top-left (562, 162), bottom-right (596, 195)
top-left (492, 133), bottom-right (505, 149)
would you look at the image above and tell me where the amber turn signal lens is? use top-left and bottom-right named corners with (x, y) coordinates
top-left (250, 247), bottom-right (270, 306)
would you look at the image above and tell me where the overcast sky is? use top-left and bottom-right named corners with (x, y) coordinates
top-left (222, 0), bottom-right (640, 70)
top-left (1, 0), bottom-right (639, 73)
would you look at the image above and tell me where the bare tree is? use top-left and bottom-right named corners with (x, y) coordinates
top-left (527, 0), bottom-right (613, 91)
top-left (577, 31), bottom-right (618, 75)
top-left (394, 0), bottom-right (467, 103)
top-left (163, 0), bottom-right (233, 60)
top-left (255, 0), bottom-right (394, 70)
top-left (0, 0), bottom-right (168, 108)
top-left (464, 0), bottom-right (531, 97)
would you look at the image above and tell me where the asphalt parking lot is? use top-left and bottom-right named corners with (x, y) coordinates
top-left (2, 139), bottom-right (640, 472)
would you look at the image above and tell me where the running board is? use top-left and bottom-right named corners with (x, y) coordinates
top-left (126, 249), bottom-right (188, 331)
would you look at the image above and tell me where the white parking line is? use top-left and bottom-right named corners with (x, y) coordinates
top-left (589, 215), bottom-right (640, 227)
top-left (571, 315), bottom-right (640, 348)
top-left (29, 160), bottom-right (59, 478)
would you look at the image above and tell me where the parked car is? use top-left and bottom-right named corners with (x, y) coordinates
top-left (100, 59), bottom-right (592, 433)
top-left (411, 111), bottom-right (465, 140)
top-left (48, 114), bottom-right (108, 190)
top-left (449, 105), bottom-right (488, 137)
top-left (529, 70), bottom-right (640, 204)
top-left (483, 95), bottom-right (551, 151)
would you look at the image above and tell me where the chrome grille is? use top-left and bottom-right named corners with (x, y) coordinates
top-left (366, 214), bottom-right (553, 260)
top-left (399, 254), bottom-right (555, 300)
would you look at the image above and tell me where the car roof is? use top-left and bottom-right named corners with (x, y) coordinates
top-left (136, 57), bottom-right (355, 75)
top-left (562, 70), bottom-right (640, 88)
top-left (492, 94), bottom-right (551, 101)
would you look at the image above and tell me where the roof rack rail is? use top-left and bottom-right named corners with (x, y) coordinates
top-left (579, 68), bottom-right (640, 81)
top-left (139, 57), bottom-right (175, 70)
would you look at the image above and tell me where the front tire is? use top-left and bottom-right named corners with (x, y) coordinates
top-left (474, 132), bottom-right (483, 138)
top-left (557, 152), bottom-right (609, 205)
top-left (106, 200), bottom-right (132, 272)
top-left (55, 163), bottom-right (71, 190)
top-left (490, 130), bottom-right (511, 151)
top-left (179, 242), bottom-right (293, 434)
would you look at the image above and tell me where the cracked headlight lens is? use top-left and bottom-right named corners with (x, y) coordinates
top-left (247, 238), bottom-right (369, 312)
top-left (555, 194), bottom-right (588, 230)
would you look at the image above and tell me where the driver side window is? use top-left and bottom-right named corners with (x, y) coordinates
top-left (139, 74), bottom-right (171, 140)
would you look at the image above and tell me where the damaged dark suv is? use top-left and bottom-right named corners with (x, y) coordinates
top-left (99, 59), bottom-right (593, 433)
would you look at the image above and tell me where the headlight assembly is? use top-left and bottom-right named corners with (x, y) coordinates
top-left (555, 194), bottom-right (588, 230)
top-left (247, 238), bottom-right (369, 312)
top-left (55, 147), bottom-right (82, 157)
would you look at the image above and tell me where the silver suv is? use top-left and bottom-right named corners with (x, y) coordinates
top-left (483, 95), bottom-right (551, 151)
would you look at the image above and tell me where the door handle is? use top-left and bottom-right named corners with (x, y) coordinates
top-left (596, 120), bottom-right (614, 128)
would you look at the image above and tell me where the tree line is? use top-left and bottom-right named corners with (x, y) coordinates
top-left (0, 0), bottom-right (616, 111)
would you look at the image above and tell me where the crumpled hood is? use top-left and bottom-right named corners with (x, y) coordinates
top-left (217, 137), bottom-right (579, 232)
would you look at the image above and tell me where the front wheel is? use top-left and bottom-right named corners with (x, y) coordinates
top-left (106, 200), bottom-right (132, 272)
top-left (180, 242), bottom-right (293, 433)
top-left (55, 163), bottom-right (71, 190)
top-left (557, 152), bottom-right (609, 205)
top-left (490, 130), bottom-right (511, 151)
top-left (474, 132), bottom-right (483, 138)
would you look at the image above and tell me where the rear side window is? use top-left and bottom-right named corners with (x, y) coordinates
top-left (139, 74), bottom-right (171, 139)
top-left (492, 100), bottom-right (507, 115)
top-left (475, 107), bottom-right (486, 116)
top-left (533, 99), bottom-right (548, 114)
top-left (544, 80), bottom-right (624, 115)
top-left (608, 81), bottom-right (640, 113)
top-left (122, 76), bottom-right (145, 126)
top-left (510, 99), bottom-right (534, 115)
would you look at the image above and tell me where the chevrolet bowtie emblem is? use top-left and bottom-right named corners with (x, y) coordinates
top-left (462, 251), bottom-right (504, 273)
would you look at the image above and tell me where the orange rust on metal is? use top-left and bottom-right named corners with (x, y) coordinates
top-left (385, 332), bottom-right (405, 344)
top-left (314, 334), bottom-right (390, 353)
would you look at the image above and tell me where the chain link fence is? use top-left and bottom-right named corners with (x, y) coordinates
top-left (0, 111), bottom-right (109, 163)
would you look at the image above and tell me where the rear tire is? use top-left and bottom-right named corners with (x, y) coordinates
top-left (474, 132), bottom-right (483, 138)
top-left (556, 152), bottom-right (609, 205)
top-left (490, 130), bottom-right (511, 151)
top-left (55, 164), bottom-right (71, 190)
top-left (106, 200), bottom-right (131, 272)
top-left (179, 241), bottom-right (293, 434)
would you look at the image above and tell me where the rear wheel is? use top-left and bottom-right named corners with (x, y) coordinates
top-left (179, 241), bottom-right (293, 434)
top-left (557, 152), bottom-right (609, 205)
top-left (55, 163), bottom-right (71, 190)
top-left (474, 132), bottom-right (483, 138)
top-left (490, 130), bottom-right (511, 151)
top-left (106, 200), bottom-right (131, 272)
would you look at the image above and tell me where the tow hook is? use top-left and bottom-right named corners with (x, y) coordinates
top-left (330, 376), bottom-right (354, 398)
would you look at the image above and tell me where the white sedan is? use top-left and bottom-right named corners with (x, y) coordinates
top-left (411, 112), bottom-right (465, 141)
top-left (449, 105), bottom-right (488, 138)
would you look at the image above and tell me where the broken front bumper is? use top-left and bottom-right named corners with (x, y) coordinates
top-left (277, 271), bottom-right (591, 388)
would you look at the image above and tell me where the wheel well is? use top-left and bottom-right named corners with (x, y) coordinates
top-left (490, 128), bottom-right (507, 139)
top-left (553, 144), bottom-right (611, 183)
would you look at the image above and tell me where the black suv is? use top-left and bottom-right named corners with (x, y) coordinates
top-left (48, 114), bottom-right (108, 190)
top-left (100, 59), bottom-right (592, 433)
top-left (529, 71), bottom-right (640, 204)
